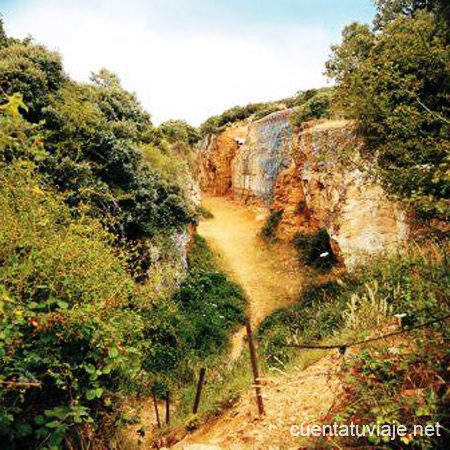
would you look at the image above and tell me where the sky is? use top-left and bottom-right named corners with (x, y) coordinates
top-left (0, 0), bottom-right (376, 126)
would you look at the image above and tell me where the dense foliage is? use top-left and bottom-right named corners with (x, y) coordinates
top-left (326, 0), bottom-right (450, 220)
top-left (259, 242), bottom-right (450, 446)
top-left (0, 23), bottom-right (245, 449)
top-left (287, 88), bottom-right (333, 127)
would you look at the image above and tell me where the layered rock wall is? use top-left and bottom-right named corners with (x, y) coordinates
top-left (273, 120), bottom-right (408, 267)
top-left (198, 117), bottom-right (408, 266)
top-left (231, 110), bottom-right (293, 204)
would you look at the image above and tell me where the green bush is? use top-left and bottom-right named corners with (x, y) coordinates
top-left (173, 235), bottom-right (246, 358)
top-left (0, 163), bottom-right (146, 449)
top-left (289, 88), bottom-right (333, 127)
top-left (293, 229), bottom-right (338, 271)
top-left (261, 209), bottom-right (283, 239)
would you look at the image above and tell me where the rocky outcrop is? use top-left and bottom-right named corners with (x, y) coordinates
top-left (231, 109), bottom-right (293, 204)
top-left (273, 120), bottom-right (408, 267)
top-left (198, 124), bottom-right (248, 196)
top-left (198, 117), bottom-right (409, 267)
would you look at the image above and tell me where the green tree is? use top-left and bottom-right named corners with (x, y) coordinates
top-left (0, 15), bottom-right (7, 48)
top-left (159, 119), bottom-right (201, 146)
top-left (327, 8), bottom-right (450, 220)
top-left (90, 68), bottom-right (153, 142)
top-left (0, 42), bottom-right (65, 122)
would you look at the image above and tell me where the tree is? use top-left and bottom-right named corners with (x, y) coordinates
top-left (159, 119), bottom-right (201, 146)
top-left (88, 68), bottom-right (155, 143)
top-left (373, 0), bottom-right (432, 28)
top-left (0, 15), bottom-right (7, 48)
top-left (0, 42), bottom-right (65, 122)
top-left (327, 8), bottom-right (450, 220)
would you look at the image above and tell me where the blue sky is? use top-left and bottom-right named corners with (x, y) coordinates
top-left (0, 0), bottom-right (376, 125)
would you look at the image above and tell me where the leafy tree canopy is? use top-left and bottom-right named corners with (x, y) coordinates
top-left (326, 1), bottom-right (450, 220)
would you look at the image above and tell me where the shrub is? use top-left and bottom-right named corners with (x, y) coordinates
top-left (293, 229), bottom-right (338, 271)
top-left (290, 89), bottom-right (333, 127)
top-left (0, 163), bottom-right (146, 448)
top-left (261, 209), bottom-right (283, 239)
top-left (173, 235), bottom-right (246, 358)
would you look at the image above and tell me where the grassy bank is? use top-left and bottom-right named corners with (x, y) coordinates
top-left (258, 241), bottom-right (450, 448)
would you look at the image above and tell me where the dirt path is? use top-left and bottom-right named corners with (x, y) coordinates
top-left (169, 196), bottom-right (343, 449)
top-left (172, 351), bottom-right (344, 449)
top-left (197, 196), bottom-right (304, 330)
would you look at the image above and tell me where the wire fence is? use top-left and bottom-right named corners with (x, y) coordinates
top-left (278, 312), bottom-right (450, 354)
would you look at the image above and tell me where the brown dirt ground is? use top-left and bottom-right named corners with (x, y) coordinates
top-left (171, 351), bottom-right (344, 450)
top-left (198, 196), bottom-right (304, 327)
top-left (169, 196), bottom-right (344, 449)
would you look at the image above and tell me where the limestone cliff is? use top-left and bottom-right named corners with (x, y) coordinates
top-left (273, 120), bottom-right (408, 267)
top-left (231, 109), bottom-right (293, 203)
top-left (198, 124), bottom-right (248, 196)
top-left (198, 117), bottom-right (408, 266)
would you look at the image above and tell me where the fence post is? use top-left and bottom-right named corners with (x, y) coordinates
top-left (165, 391), bottom-right (170, 425)
top-left (193, 367), bottom-right (206, 414)
top-left (152, 390), bottom-right (161, 428)
top-left (246, 319), bottom-right (265, 416)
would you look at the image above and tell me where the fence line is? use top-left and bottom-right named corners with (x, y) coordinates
top-left (280, 313), bottom-right (450, 353)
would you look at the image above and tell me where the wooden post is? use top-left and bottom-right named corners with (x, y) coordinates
top-left (165, 391), bottom-right (170, 425)
top-left (246, 319), bottom-right (265, 416)
top-left (152, 390), bottom-right (161, 428)
top-left (193, 367), bottom-right (206, 414)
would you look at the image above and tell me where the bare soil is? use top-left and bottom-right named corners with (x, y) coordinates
top-left (168, 196), bottom-right (344, 449)
top-left (198, 196), bottom-right (304, 329)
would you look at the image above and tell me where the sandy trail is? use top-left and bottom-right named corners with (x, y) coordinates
top-left (170, 197), bottom-right (343, 449)
top-left (197, 196), bottom-right (304, 331)
top-left (174, 352), bottom-right (343, 449)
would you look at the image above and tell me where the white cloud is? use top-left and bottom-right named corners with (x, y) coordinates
top-left (4, 0), bottom-right (334, 125)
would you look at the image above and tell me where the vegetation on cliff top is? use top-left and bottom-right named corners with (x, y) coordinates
top-left (199, 87), bottom-right (333, 136)
top-left (326, 0), bottom-right (450, 221)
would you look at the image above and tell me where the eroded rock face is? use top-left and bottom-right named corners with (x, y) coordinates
top-left (198, 118), bottom-right (409, 267)
top-left (231, 109), bottom-right (293, 204)
top-left (197, 124), bottom-right (248, 196)
top-left (274, 120), bottom-right (408, 267)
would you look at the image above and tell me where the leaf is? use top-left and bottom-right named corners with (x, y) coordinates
top-left (94, 387), bottom-right (103, 398)
top-left (84, 364), bottom-right (96, 375)
top-left (86, 390), bottom-right (97, 400)
top-left (86, 387), bottom-right (103, 400)
top-left (56, 300), bottom-right (69, 310)
top-left (35, 415), bottom-right (45, 426)
top-left (108, 347), bottom-right (119, 358)
top-left (45, 420), bottom-right (61, 429)
top-left (17, 423), bottom-right (33, 438)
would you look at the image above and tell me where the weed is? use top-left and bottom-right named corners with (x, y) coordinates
top-left (261, 209), bottom-right (283, 239)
